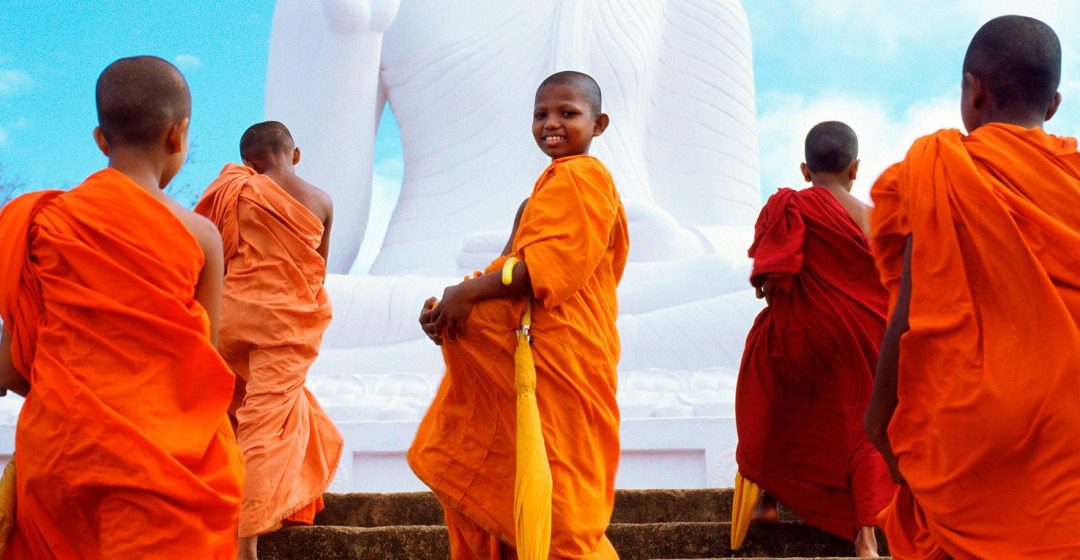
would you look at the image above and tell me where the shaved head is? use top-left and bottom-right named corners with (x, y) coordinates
top-left (95, 56), bottom-right (191, 148)
top-left (240, 121), bottom-right (295, 163)
top-left (963, 16), bottom-right (1061, 115)
top-left (537, 71), bottom-right (602, 114)
top-left (805, 121), bottom-right (858, 174)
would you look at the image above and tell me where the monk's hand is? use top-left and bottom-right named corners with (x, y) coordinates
top-left (432, 282), bottom-right (475, 342)
top-left (419, 297), bottom-right (443, 345)
top-left (755, 277), bottom-right (775, 306)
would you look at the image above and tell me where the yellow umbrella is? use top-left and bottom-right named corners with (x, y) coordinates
top-left (0, 459), bottom-right (15, 554)
top-left (503, 257), bottom-right (552, 560)
top-left (730, 470), bottom-right (761, 551)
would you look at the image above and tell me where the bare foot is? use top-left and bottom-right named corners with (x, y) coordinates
top-left (238, 535), bottom-right (258, 560)
top-left (854, 526), bottom-right (879, 558)
top-left (751, 492), bottom-right (779, 524)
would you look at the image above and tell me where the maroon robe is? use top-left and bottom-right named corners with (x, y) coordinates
top-left (735, 186), bottom-right (896, 539)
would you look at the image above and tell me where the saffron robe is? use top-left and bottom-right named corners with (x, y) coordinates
top-left (871, 124), bottom-right (1080, 559)
top-left (736, 186), bottom-right (896, 539)
top-left (408, 155), bottom-right (628, 559)
top-left (0, 168), bottom-right (244, 559)
top-left (196, 164), bottom-right (343, 537)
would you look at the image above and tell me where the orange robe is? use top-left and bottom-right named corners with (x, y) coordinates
top-left (408, 155), bottom-right (628, 560)
top-left (0, 168), bottom-right (244, 559)
top-left (736, 187), bottom-right (896, 540)
top-left (196, 164), bottom-right (343, 537)
top-left (871, 124), bottom-right (1080, 559)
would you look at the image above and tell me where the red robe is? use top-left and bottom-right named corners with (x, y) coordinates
top-left (736, 186), bottom-right (896, 539)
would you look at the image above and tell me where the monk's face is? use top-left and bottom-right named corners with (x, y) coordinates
top-left (533, 84), bottom-right (603, 159)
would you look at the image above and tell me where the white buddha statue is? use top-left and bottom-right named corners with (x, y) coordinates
top-left (265, 0), bottom-right (763, 420)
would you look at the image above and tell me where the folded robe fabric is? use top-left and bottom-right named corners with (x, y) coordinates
top-left (408, 155), bottom-right (628, 559)
top-left (870, 124), bottom-right (1080, 559)
top-left (0, 168), bottom-right (244, 559)
top-left (736, 186), bottom-right (896, 540)
top-left (196, 164), bottom-right (343, 537)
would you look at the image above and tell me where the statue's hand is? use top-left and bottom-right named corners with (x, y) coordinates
top-left (622, 202), bottom-right (707, 262)
top-left (455, 231), bottom-right (508, 274)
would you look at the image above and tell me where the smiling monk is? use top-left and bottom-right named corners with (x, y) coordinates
top-left (411, 71), bottom-right (628, 559)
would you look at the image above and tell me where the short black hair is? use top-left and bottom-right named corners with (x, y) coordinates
top-left (536, 71), bottom-right (602, 114)
top-left (963, 15), bottom-right (1061, 115)
top-left (240, 121), bottom-right (295, 163)
top-left (95, 56), bottom-right (191, 148)
top-left (804, 121), bottom-right (858, 174)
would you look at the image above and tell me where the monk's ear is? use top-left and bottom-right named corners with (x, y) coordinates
top-left (849, 159), bottom-right (860, 181)
top-left (166, 118), bottom-right (190, 155)
top-left (799, 162), bottom-right (812, 183)
top-left (1045, 92), bottom-right (1062, 122)
top-left (293, 147), bottom-right (302, 165)
top-left (93, 126), bottom-right (110, 157)
top-left (592, 113), bottom-right (610, 137)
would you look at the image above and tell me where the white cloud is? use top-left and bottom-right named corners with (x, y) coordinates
top-left (0, 70), bottom-right (32, 97)
top-left (173, 54), bottom-right (203, 72)
top-left (757, 90), bottom-right (962, 203)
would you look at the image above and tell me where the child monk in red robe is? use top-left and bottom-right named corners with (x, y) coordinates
top-left (736, 122), bottom-right (896, 557)
top-left (196, 122), bottom-right (343, 560)
top-left (411, 70), bottom-right (628, 559)
top-left (0, 56), bottom-right (243, 559)
top-left (866, 16), bottom-right (1080, 559)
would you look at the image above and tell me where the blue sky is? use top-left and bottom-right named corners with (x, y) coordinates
top-left (2, 2), bottom-right (1078, 222)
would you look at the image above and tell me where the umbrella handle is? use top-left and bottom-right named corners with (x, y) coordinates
top-left (502, 257), bottom-right (532, 333)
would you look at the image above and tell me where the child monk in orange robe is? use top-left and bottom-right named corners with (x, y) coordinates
top-left (865, 15), bottom-right (1080, 559)
top-left (196, 122), bottom-right (343, 560)
top-left (0, 56), bottom-right (243, 559)
top-left (411, 71), bottom-right (628, 559)
top-left (737, 122), bottom-right (896, 557)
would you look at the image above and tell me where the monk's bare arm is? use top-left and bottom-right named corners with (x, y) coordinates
top-left (865, 235), bottom-right (912, 484)
top-left (0, 328), bottom-right (29, 397)
top-left (317, 192), bottom-right (333, 264)
top-left (192, 216), bottom-right (225, 348)
top-left (420, 260), bottom-right (533, 342)
top-left (501, 198), bottom-right (529, 256)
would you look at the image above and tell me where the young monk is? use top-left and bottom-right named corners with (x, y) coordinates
top-left (410, 70), bottom-right (628, 559)
top-left (0, 56), bottom-right (243, 559)
top-left (735, 122), bottom-right (896, 557)
top-left (196, 121), bottom-right (343, 560)
top-left (865, 15), bottom-right (1080, 559)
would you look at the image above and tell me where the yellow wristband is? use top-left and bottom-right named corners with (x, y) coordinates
top-left (502, 257), bottom-right (520, 286)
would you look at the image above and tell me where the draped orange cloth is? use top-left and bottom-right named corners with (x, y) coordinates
top-left (870, 124), bottom-right (1080, 559)
top-left (0, 168), bottom-right (244, 559)
top-left (196, 164), bottom-right (343, 537)
top-left (408, 155), bottom-right (628, 559)
top-left (736, 186), bottom-right (896, 540)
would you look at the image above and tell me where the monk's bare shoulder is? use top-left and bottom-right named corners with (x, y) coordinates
top-left (826, 188), bottom-right (872, 237)
top-left (301, 178), bottom-right (333, 225)
top-left (159, 195), bottom-right (223, 263)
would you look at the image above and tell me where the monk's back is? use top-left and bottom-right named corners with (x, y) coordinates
top-left (264, 171), bottom-right (331, 226)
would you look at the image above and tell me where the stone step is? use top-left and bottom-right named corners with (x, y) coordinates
top-left (258, 521), bottom-right (854, 560)
top-left (313, 488), bottom-right (798, 527)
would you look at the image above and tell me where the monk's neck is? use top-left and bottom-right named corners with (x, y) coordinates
top-left (107, 150), bottom-right (168, 192)
top-left (975, 108), bottom-right (1046, 131)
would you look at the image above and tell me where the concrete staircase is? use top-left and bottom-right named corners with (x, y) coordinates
top-left (258, 489), bottom-right (884, 559)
